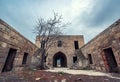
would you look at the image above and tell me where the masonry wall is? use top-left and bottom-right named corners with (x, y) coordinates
top-left (0, 19), bottom-right (38, 72)
top-left (36, 35), bottom-right (84, 68)
top-left (81, 19), bottom-right (120, 72)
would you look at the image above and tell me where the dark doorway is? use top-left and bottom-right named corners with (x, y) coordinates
top-left (88, 54), bottom-right (93, 64)
top-left (74, 41), bottom-right (79, 49)
top-left (22, 53), bottom-right (28, 64)
top-left (53, 52), bottom-right (67, 67)
top-left (103, 48), bottom-right (118, 73)
top-left (73, 56), bottom-right (77, 63)
top-left (2, 48), bottom-right (17, 72)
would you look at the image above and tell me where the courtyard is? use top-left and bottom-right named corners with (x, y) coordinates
top-left (0, 1), bottom-right (120, 82)
top-left (0, 68), bottom-right (120, 82)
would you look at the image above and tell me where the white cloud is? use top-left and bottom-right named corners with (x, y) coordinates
top-left (60, 0), bottom-right (94, 22)
top-left (1, 0), bottom-right (120, 43)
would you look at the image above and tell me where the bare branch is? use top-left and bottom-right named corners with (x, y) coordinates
top-left (33, 12), bottom-right (69, 69)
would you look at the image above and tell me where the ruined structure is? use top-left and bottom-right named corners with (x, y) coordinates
top-left (35, 35), bottom-right (85, 68)
top-left (0, 19), bottom-right (38, 72)
top-left (0, 18), bottom-right (120, 73)
top-left (81, 19), bottom-right (120, 73)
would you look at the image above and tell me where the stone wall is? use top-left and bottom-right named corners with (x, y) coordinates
top-left (81, 19), bottom-right (120, 72)
top-left (0, 19), bottom-right (38, 72)
top-left (36, 35), bottom-right (84, 68)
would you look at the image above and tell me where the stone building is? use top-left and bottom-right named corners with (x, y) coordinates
top-left (1, 18), bottom-right (120, 73)
top-left (81, 19), bottom-right (120, 73)
top-left (35, 35), bottom-right (84, 68)
top-left (0, 19), bottom-right (38, 72)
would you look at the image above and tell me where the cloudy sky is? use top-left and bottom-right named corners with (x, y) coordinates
top-left (0, 0), bottom-right (120, 43)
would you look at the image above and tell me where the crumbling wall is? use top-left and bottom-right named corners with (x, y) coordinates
top-left (71, 49), bottom-right (88, 69)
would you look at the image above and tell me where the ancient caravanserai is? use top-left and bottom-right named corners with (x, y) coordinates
top-left (0, 19), bottom-right (120, 73)
top-left (35, 35), bottom-right (85, 68)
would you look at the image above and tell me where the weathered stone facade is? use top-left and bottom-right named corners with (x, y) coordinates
top-left (0, 19), bottom-right (38, 72)
top-left (1, 18), bottom-right (120, 73)
top-left (35, 35), bottom-right (84, 68)
top-left (81, 19), bottom-right (120, 73)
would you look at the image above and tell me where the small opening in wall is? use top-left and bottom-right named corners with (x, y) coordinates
top-left (74, 41), bottom-right (79, 49)
top-left (58, 40), bottom-right (62, 47)
top-left (22, 53), bottom-right (28, 64)
top-left (73, 56), bottom-right (77, 63)
top-left (88, 54), bottom-right (93, 64)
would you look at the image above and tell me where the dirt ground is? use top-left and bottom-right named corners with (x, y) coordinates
top-left (0, 70), bottom-right (120, 82)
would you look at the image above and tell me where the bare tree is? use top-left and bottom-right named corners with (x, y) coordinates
top-left (33, 13), bottom-right (67, 69)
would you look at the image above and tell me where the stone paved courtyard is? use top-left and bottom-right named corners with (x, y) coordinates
top-left (0, 68), bottom-right (120, 82)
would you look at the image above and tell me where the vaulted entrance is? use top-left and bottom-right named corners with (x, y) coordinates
top-left (53, 52), bottom-right (67, 67)
top-left (2, 48), bottom-right (17, 72)
top-left (103, 48), bottom-right (118, 73)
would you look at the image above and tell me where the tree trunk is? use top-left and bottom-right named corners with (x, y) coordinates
top-left (40, 40), bottom-right (47, 69)
top-left (40, 49), bottom-right (45, 69)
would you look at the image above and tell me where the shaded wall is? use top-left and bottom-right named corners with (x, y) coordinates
top-left (0, 19), bottom-right (38, 72)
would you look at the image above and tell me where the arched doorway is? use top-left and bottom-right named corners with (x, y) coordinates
top-left (53, 52), bottom-right (67, 67)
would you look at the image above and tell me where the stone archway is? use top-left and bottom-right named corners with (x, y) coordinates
top-left (53, 52), bottom-right (67, 67)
